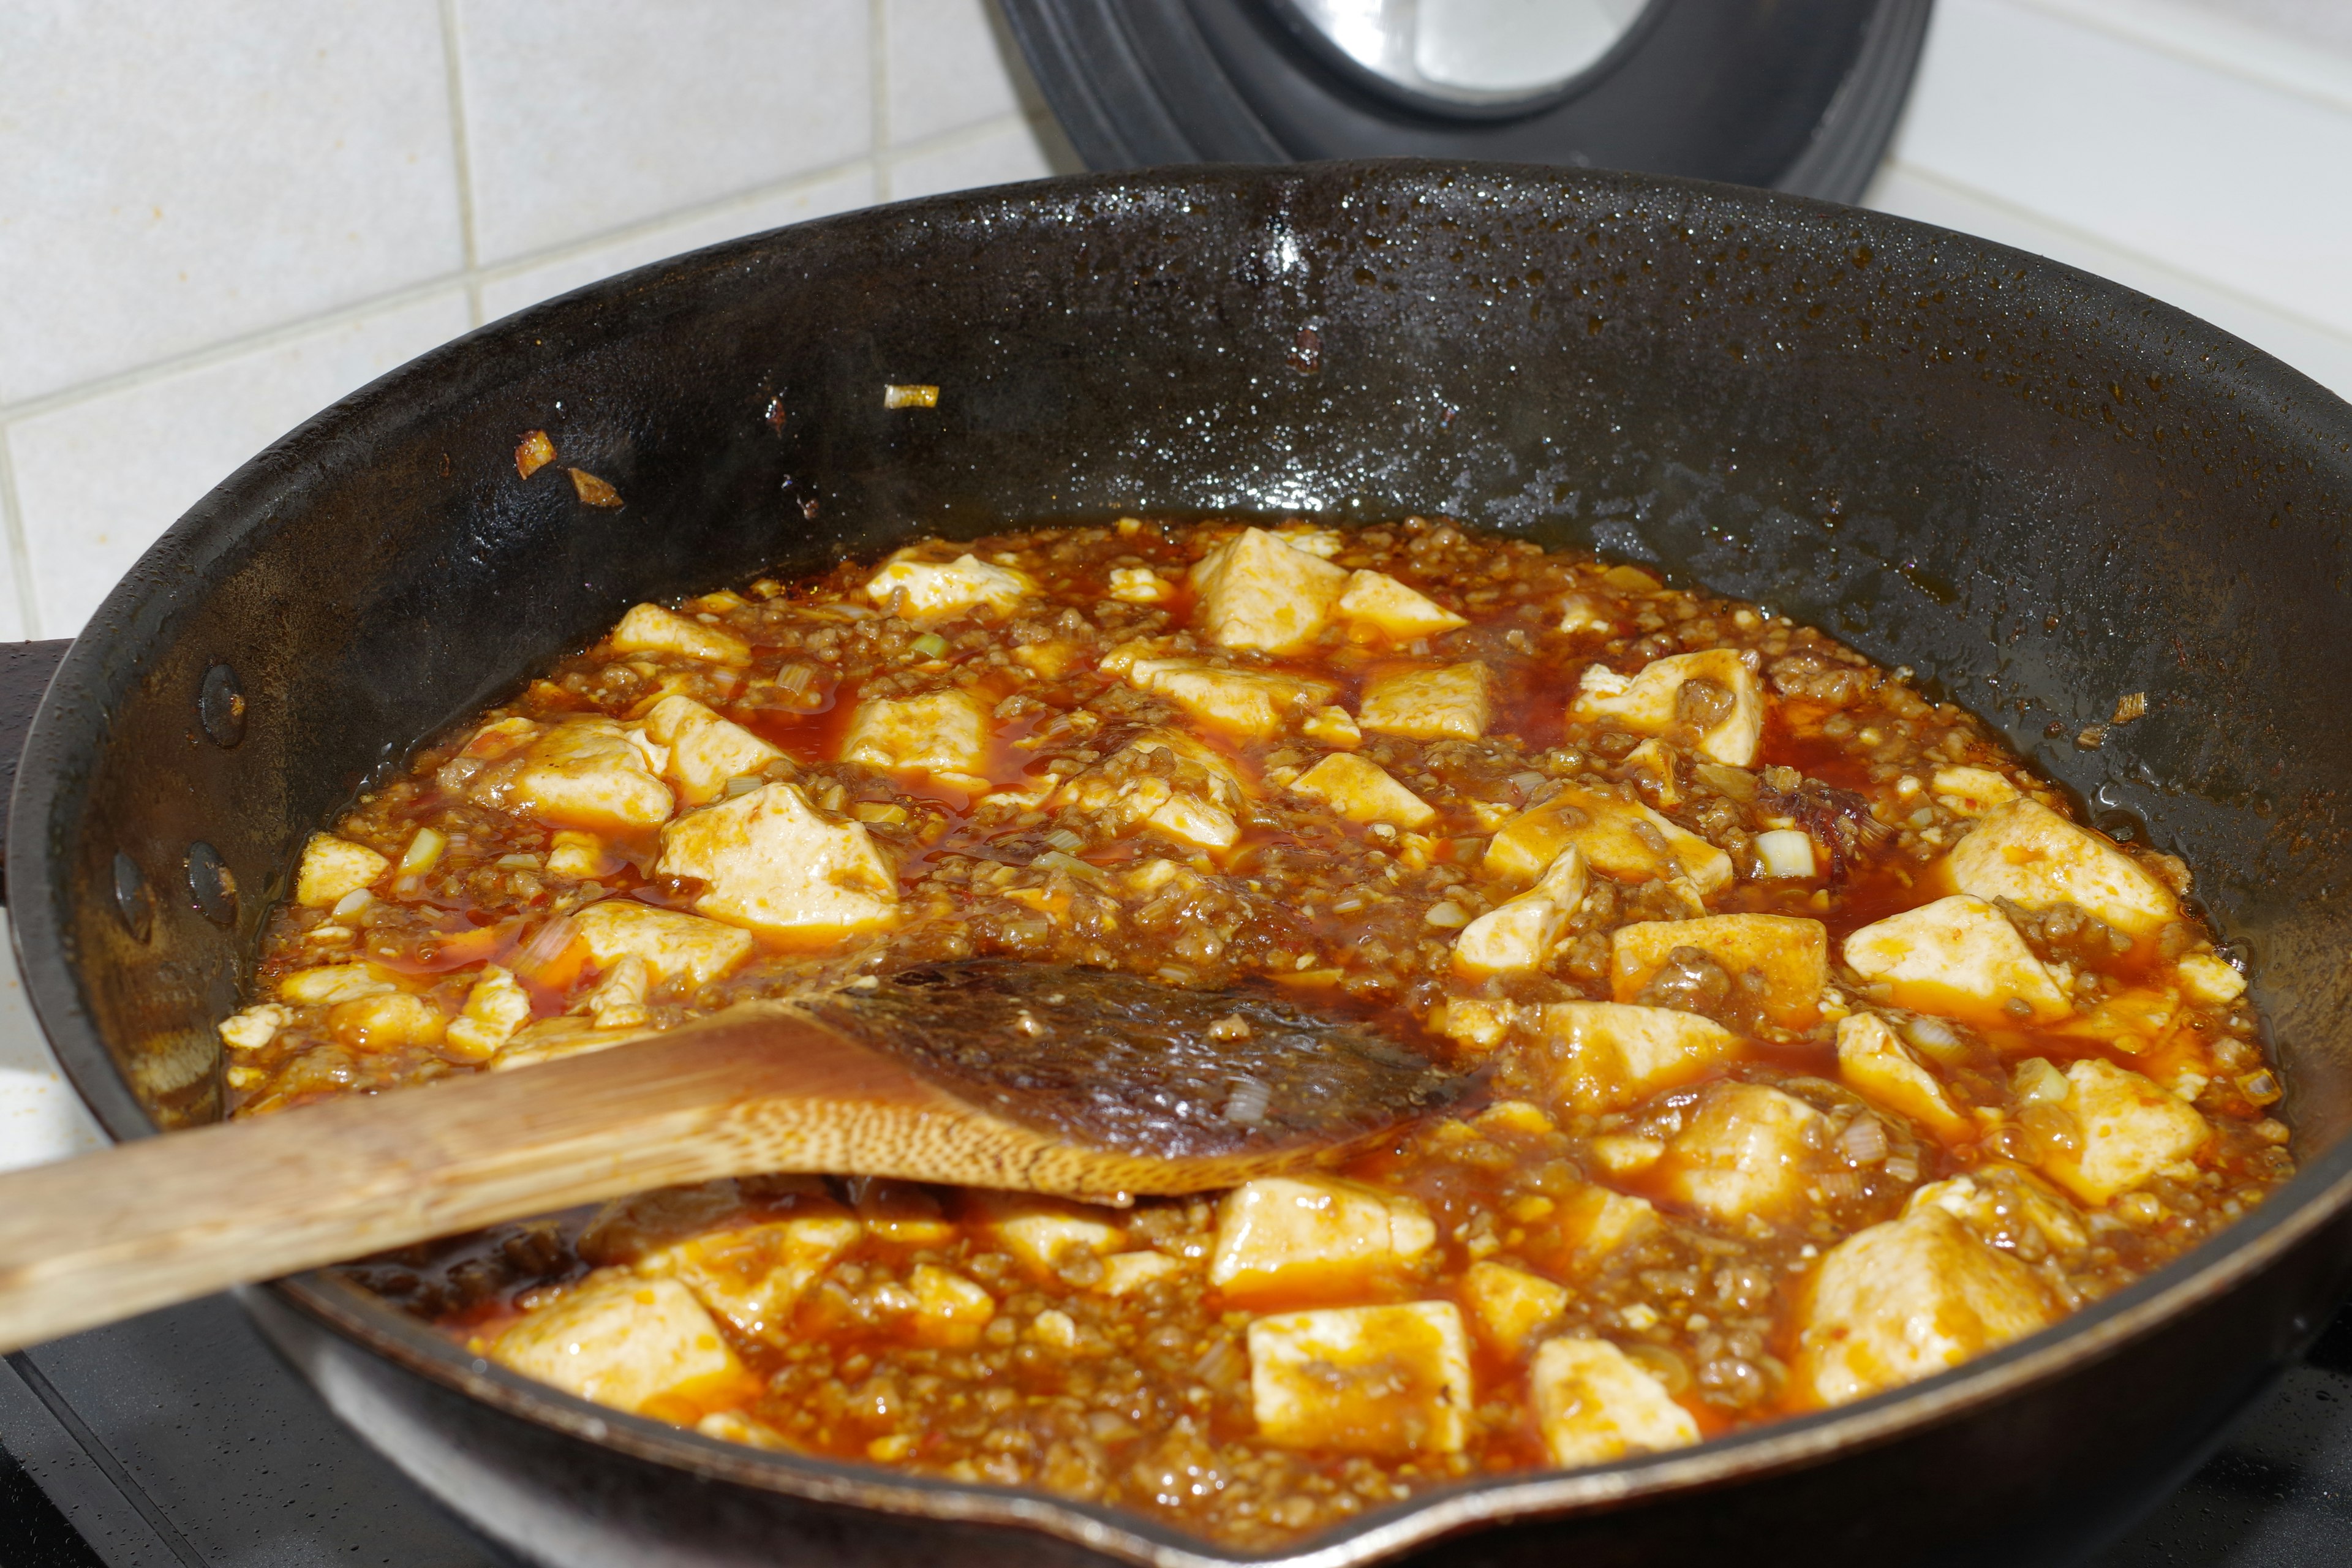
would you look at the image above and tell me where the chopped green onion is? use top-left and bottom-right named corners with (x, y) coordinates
top-left (911, 632), bottom-right (950, 658)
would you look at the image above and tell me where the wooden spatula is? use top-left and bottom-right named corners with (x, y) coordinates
top-left (0, 960), bottom-right (1462, 1353)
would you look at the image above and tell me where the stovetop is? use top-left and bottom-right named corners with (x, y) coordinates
top-left (6, 1291), bottom-right (2352, 1568)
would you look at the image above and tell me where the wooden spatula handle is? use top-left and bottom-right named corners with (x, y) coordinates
top-left (0, 1007), bottom-right (1114, 1354)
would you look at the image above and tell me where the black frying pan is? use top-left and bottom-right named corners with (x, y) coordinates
top-left (10, 162), bottom-right (2352, 1568)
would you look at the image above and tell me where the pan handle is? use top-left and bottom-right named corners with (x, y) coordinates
top-left (0, 640), bottom-right (74, 904)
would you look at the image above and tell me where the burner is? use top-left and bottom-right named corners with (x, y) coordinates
top-left (4, 1291), bottom-right (2350, 1566)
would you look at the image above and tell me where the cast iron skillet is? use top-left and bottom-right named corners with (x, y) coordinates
top-left (11, 163), bottom-right (2352, 1568)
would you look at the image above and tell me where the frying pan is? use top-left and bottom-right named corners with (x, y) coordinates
top-left (9, 162), bottom-right (2352, 1568)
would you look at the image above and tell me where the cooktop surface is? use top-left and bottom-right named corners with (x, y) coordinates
top-left (4, 1291), bottom-right (2349, 1567)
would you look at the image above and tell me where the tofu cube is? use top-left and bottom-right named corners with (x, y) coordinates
top-left (1303, 705), bottom-right (1362, 748)
top-left (2039, 1057), bottom-right (2211, 1204)
top-left (1248, 1302), bottom-right (1474, 1456)
top-left (510, 718), bottom-right (677, 831)
top-left (1485, 785), bottom-right (1733, 895)
top-left (1752, 828), bottom-right (1816, 879)
top-left (1909, 1165), bottom-right (2088, 1256)
top-left (218, 1003), bottom-right (290, 1052)
top-left (1525, 1001), bottom-right (1744, 1114)
top-left (1842, 895), bottom-right (2071, 1026)
top-left (1931, 766), bottom-right (2018, 817)
top-left (865, 553), bottom-right (1036, 620)
top-left (1835, 1013), bottom-right (1973, 1143)
top-left (1097, 1251), bottom-right (1187, 1296)
top-left (295, 834), bottom-right (390, 908)
top-left (846, 1178), bottom-right (959, 1246)
top-left (2175, 952), bottom-right (2247, 1005)
top-left (610, 603), bottom-right (752, 666)
top-left (637, 1207), bottom-right (864, 1344)
top-left (546, 831), bottom-right (616, 880)
top-left (1570, 649), bottom-right (1765, 767)
top-left (1188, 528), bottom-right (1351, 653)
top-left (1358, 663), bottom-right (1493, 741)
top-left (907, 1264), bottom-right (996, 1346)
top-left (444, 965), bottom-right (533, 1061)
top-left (1461, 1262), bottom-right (1569, 1354)
top-left (277, 963), bottom-right (400, 1005)
top-left (1454, 847), bottom-right (1588, 976)
top-left (1210, 1176), bottom-right (1436, 1299)
top-left (1657, 1082), bottom-right (1826, 1225)
top-left (840, 688), bottom-right (991, 788)
top-left (1107, 566), bottom-right (1173, 603)
top-left (490, 1273), bottom-right (748, 1417)
top-left (1289, 753), bottom-right (1436, 829)
top-left (1529, 1337), bottom-right (1702, 1468)
top-left (1057, 732), bottom-right (1246, 850)
top-left (570, 898), bottom-right (755, 986)
top-left (642, 695), bottom-right (781, 805)
top-left (327, 992), bottom-right (447, 1052)
top-left (1123, 657), bottom-right (1338, 741)
top-left (1336, 570), bottom-right (1468, 641)
top-left (1948, 798), bottom-right (2177, 937)
top-left (656, 782), bottom-right (898, 935)
top-left (1794, 1208), bottom-right (2055, 1407)
top-left (2052, 986), bottom-right (2182, 1055)
top-left (1545, 1186), bottom-right (1663, 1270)
top-left (966, 1192), bottom-right (1128, 1273)
top-left (1609, 914), bottom-right (1829, 1031)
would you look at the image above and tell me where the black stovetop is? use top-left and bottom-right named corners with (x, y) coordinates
top-left (8, 1292), bottom-right (2352, 1567)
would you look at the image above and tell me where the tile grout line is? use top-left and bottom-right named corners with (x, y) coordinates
top-left (0, 430), bottom-right (40, 641)
top-left (437, 0), bottom-right (486, 330)
top-left (0, 113), bottom-right (1034, 431)
top-left (1879, 160), bottom-right (2352, 361)
top-left (871, 0), bottom-right (892, 201)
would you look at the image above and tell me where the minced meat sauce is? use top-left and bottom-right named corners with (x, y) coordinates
top-left (221, 517), bottom-right (2290, 1550)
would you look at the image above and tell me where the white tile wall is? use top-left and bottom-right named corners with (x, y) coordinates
top-left (0, 0), bottom-right (1079, 643)
top-left (0, 0), bottom-right (2348, 1167)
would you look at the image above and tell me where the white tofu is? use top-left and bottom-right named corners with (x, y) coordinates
top-left (1303, 705), bottom-right (1362, 748)
top-left (444, 965), bottom-right (533, 1061)
top-left (576, 954), bottom-right (650, 1029)
top-left (2039, 1057), bottom-right (2211, 1205)
top-left (1107, 566), bottom-right (1172, 603)
top-left (295, 834), bottom-right (389, 908)
top-left (1835, 1014), bottom-right (1973, 1142)
top-left (840, 688), bottom-right (991, 788)
top-left (1570, 649), bottom-right (1765, 767)
top-left (1623, 738), bottom-right (1683, 807)
top-left (1210, 1176), bottom-right (1436, 1298)
top-left (1525, 1001), bottom-right (1744, 1115)
top-left (1273, 524), bottom-right (1346, 558)
top-left (1842, 894), bottom-right (2071, 1026)
top-left (2175, 952), bottom-right (2247, 1005)
top-left (510, 718), bottom-right (677, 831)
top-left (1931, 766), bottom-right (2018, 817)
top-left (865, 553), bottom-right (1036, 620)
top-left (570, 899), bottom-right (755, 987)
top-left (655, 782), bottom-right (898, 935)
top-left (1528, 1337), bottom-right (1701, 1468)
top-left (326, 992), bottom-right (448, 1052)
top-left (1794, 1208), bottom-right (2055, 1407)
top-left (1548, 1186), bottom-right (1663, 1268)
top-left (636, 1207), bottom-right (864, 1344)
top-left (218, 1003), bottom-right (290, 1052)
top-left (1248, 1302), bottom-right (1474, 1457)
top-left (1188, 528), bottom-right (1351, 653)
top-left (1096, 1251), bottom-right (1186, 1296)
top-left (1947, 798), bottom-right (2177, 937)
top-left (609, 602), bottom-right (752, 666)
top-left (1122, 657), bottom-right (1338, 741)
top-left (2052, 986), bottom-right (2181, 1054)
top-left (1556, 594), bottom-right (1614, 635)
top-left (490, 1273), bottom-right (747, 1416)
top-left (1752, 828), bottom-right (1816, 879)
top-left (1057, 731), bottom-right (1247, 850)
top-left (641, 695), bottom-right (781, 805)
top-left (1461, 1262), bottom-right (1569, 1354)
top-left (277, 962), bottom-right (401, 1005)
top-left (1289, 753), bottom-right (1436, 829)
top-left (1454, 847), bottom-right (1588, 976)
top-left (1357, 663), bottom-right (1493, 741)
top-left (545, 831), bottom-right (613, 880)
top-left (907, 1264), bottom-right (996, 1346)
top-left (1336, 570), bottom-right (1468, 641)
top-left (966, 1193), bottom-right (1128, 1273)
top-left (1485, 785), bottom-right (1734, 895)
top-left (1609, 913), bottom-right (1829, 1031)
top-left (1657, 1082), bottom-right (1825, 1225)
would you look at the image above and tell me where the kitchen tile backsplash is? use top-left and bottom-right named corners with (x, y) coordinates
top-left (0, 0), bottom-right (2345, 644)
